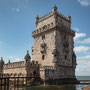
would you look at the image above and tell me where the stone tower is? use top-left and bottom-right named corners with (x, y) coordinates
top-left (0, 57), bottom-right (4, 74)
top-left (32, 5), bottom-right (79, 83)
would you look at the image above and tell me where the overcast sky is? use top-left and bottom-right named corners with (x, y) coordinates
top-left (0, 0), bottom-right (90, 76)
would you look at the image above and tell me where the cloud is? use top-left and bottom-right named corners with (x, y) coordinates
top-left (78, 0), bottom-right (90, 6)
top-left (12, 8), bottom-right (20, 13)
top-left (77, 55), bottom-right (90, 60)
top-left (16, 8), bottom-right (20, 12)
top-left (76, 60), bottom-right (90, 76)
top-left (75, 37), bottom-right (90, 44)
top-left (81, 38), bottom-right (90, 44)
top-left (74, 32), bottom-right (86, 40)
top-left (74, 46), bottom-right (90, 53)
top-left (7, 56), bottom-right (22, 62)
top-left (74, 27), bottom-right (80, 32)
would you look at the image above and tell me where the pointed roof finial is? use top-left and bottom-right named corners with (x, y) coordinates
top-left (8, 59), bottom-right (10, 64)
top-left (1, 57), bottom-right (3, 60)
top-left (67, 13), bottom-right (71, 21)
top-left (35, 15), bottom-right (39, 25)
top-left (27, 50), bottom-right (29, 54)
top-left (24, 50), bottom-right (31, 60)
top-left (53, 5), bottom-right (57, 9)
top-left (36, 15), bottom-right (39, 18)
top-left (0, 57), bottom-right (4, 64)
top-left (52, 5), bottom-right (57, 13)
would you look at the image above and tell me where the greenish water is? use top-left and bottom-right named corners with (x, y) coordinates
top-left (3, 76), bottom-right (90, 90)
top-left (26, 84), bottom-right (90, 90)
top-left (11, 84), bottom-right (89, 90)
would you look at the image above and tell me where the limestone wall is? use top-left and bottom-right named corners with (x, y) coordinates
top-left (36, 14), bottom-right (55, 29)
top-left (32, 29), bottom-right (56, 66)
top-left (3, 67), bottom-right (27, 76)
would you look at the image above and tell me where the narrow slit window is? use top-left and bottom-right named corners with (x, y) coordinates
top-left (42, 55), bottom-right (45, 60)
top-left (42, 34), bottom-right (45, 40)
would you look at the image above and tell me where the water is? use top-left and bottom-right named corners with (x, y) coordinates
top-left (76, 76), bottom-right (90, 80)
top-left (9, 76), bottom-right (90, 90)
top-left (26, 84), bottom-right (89, 90)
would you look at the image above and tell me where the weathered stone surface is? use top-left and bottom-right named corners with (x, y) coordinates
top-left (32, 5), bottom-right (78, 82)
top-left (0, 5), bottom-right (79, 84)
top-left (0, 51), bottom-right (40, 77)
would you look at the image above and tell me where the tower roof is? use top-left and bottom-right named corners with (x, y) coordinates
top-left (24, 50), bottom-right (31, 59)
top-left (52, 5), bottom-right (57, 12)
top-left (0, 57), bottom-right (4, 64)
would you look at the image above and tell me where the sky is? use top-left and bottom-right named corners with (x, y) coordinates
top-left (0, 0), bottom-right (90, 76)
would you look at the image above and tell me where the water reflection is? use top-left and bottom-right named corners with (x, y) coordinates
top-left (11, 84), bottom-right (90, 90)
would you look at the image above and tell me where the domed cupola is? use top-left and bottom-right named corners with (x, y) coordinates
top-left (24, 50), bottom-right (31, 65)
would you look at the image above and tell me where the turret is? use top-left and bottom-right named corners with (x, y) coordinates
top-left (0, 57), bottom-right (4, 74)
top-left (24, 50), bottom-right (31, 65)
top-left (0, 57), bottom-right (4, 66)
top-left (52, 5), bottom-right (57, 14)
top-left (72, 52), bottom-right (77, 68)
top-left (67, 15), bottom-right (71, 22)
top-left (35, 15), bottom-right (39, 27)
top-left (8, 59), bottom-right (10, 64)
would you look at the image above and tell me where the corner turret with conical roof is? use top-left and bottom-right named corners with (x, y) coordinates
top-left (0, 57), bottom-right (4, 74)
top-left (24, 50), bottom-right (31, 65)
top-left (52, 5), bottom-right (57, 13)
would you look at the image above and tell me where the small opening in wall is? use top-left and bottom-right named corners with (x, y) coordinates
top-left (65, 55), bottom-right (67, 60)
top-left (42, 34), bottom-right (45, 39)
top-left (32, 49), bottom-right (34, 52)
top-left (42, 55), bottom-right (45, 60)
top-left (54, 54), bottom-right (57, 57)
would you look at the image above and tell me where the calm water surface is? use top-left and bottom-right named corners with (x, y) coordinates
top-left (12, 84), bottom-right (89, 90)
top-left (10, 76), bottom-right (90, 90)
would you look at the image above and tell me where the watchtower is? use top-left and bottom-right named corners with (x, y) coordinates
top-left (32, 5), bottom-right (78, 82)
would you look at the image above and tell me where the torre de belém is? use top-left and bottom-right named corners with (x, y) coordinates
top-left (0, 5), bottom-right (80, 84)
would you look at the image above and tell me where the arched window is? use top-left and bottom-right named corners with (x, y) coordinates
top-left (42, 55), bottom-right (45, 60)
top-left (65, 55), bottom-right (67, 60)
top-left (42, 34), bottom-right (45, 39)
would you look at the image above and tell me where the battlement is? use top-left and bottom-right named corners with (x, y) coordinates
top-left (33, 6), bottom-right (72, 37)
top-left (38, 12), bottom-right (53, 23)
top-left (57, 12), bottom-right (71, 22)
top-left (32, 22), bottom-right (75, 37)
top-left (3, 61), bottom-right (25, 69)
top-left (32, 22), bottom-right (55, 37)
top-left (36, 12), bottom-right (70, 24)
top-left (3, 60), bottom-right (39, 69)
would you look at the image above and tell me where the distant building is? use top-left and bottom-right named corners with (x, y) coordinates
top-left (0, 5), bottom-right (79, 84)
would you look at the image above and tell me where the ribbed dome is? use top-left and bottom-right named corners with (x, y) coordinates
top-left (24, 50), bottom-right (31, 59)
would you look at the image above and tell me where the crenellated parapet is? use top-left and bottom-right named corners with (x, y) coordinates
top-left (3, 61), bottom-right (25, 69)
top-left (33, 6), bottom-right (74, 37)
top-left (32, 23), bottom-right (75, 37)
top-left (32, 22), bottom-right (55, 37)
top-left (3, 60), bottom-right (39, 69)
top-left (36, 12), bottom-right (53, 23)
top-left (36, 11), bottom-right (70, 25)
